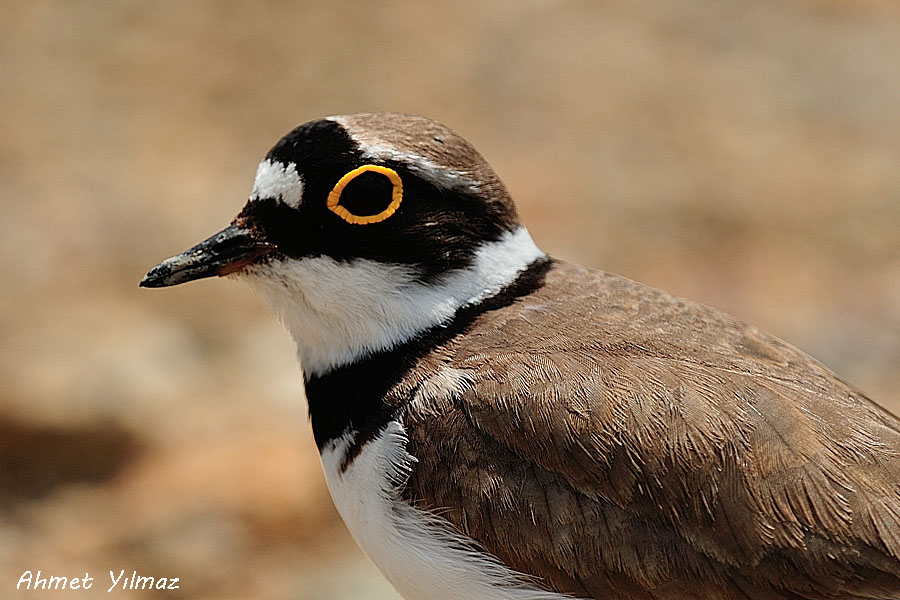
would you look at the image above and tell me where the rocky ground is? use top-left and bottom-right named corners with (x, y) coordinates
top-left (1, 1), bottom-right (898, 598)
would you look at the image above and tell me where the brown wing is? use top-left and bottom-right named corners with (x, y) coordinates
top-left (402, 261), bottom-right (900, 600)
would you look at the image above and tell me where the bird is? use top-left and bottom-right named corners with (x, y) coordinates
top-left (141, 112), bottom-right (900, 600)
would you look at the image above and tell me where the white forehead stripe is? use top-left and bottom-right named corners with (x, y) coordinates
top-left (250, 159), bottom-right (304, 208)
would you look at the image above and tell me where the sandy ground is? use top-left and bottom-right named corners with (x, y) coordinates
top-left (1, 1), bottom-right (898, 598)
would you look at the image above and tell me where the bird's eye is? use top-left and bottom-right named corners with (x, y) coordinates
top-left (327, 165), bottom-right (403, 225)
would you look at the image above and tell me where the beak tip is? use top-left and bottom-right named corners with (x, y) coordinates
top-left (140, 223), bottom-right (271, 290)
top-left (140, 265), bottom-right (169, 288)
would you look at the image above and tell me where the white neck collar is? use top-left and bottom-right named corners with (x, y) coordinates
top-left (240, 227), bottom-right (545, 378)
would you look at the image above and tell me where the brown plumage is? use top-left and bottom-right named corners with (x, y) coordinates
top-left (143, 112), bottom-right (900, 600)
top-left (390, 261), bottom-right (900, 599)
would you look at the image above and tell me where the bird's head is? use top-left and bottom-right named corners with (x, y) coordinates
top-left (142, 113), bottom-right (544, 377)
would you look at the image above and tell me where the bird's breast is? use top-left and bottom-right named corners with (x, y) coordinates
top-left (319, 421), bottom-right (575, 600)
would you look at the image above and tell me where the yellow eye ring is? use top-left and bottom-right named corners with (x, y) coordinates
top-left (326, 164), bottom-right (403, 225)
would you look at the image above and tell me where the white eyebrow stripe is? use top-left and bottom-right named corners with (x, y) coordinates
top-left (250, 159), bottom-right (304, 208)
top-left (325, 115), bottom-right (479, 192)
top-left (360, 145), bottom-right (480, 193)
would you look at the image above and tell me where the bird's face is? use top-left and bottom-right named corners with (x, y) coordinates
top-left (142, 113), bottom-right (543, 377)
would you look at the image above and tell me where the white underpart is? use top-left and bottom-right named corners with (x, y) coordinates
top-left (321, 421), bottom-right (576, 600)
top-left (250, 159), bottom-right (304, 208)
top-left (240, 226), bottom-right (545, 378)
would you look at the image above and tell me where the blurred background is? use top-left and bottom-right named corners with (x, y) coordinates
top-left (2, 1), bottom-right (899, 598)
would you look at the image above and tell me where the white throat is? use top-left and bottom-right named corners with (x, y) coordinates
top-left (240, 227), bottom-right (545, 378)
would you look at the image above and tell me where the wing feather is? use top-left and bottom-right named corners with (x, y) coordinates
top-left (402, 262), bottom-right (900, 599)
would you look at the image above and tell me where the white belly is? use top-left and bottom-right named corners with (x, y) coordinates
top-left (319, 421), bottom-right (575, 600)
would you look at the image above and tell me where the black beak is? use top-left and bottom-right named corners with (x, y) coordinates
top-left (140, 223), bottom-right (275, 288)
